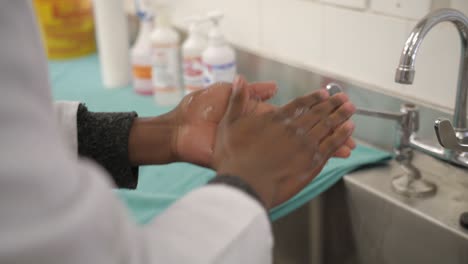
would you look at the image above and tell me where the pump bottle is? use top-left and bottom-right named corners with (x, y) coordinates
top-left (182, 16), bottom-right (208, 94)
top-left (131, 0), bottom-right (154, 95)
top-left (202, 11), bottom-right (236, 86)
top-left (150, 5), bottom-right (182, 106)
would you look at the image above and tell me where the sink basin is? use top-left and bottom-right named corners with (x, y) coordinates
top-left (272, 152), bottom-right (468, 264)
top-left (232, 41), bottom-right (468, 263)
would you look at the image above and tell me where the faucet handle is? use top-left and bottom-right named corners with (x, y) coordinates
top-left (434, 118), bottom-right (468, 152)
top-left (326, 82), bottom-right (407, 121)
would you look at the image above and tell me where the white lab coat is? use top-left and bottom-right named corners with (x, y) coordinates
top-left (0, 1), bottom-right (273, 263)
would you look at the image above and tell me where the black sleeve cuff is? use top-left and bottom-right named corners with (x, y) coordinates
top-left (208, 175), bottom-right (266, 210)
top-left (77, 104), bottom-right (139, 189)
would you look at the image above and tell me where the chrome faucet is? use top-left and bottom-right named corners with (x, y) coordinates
top-left (395, 8), bottom-right (468, 167)
top-left (326, 83), bottom-right (436, 197)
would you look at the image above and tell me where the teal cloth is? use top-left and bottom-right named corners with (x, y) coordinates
top-left (49, 54), bottom-right (391, 223)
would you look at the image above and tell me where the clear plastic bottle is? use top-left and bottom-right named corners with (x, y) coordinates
top-left (131, 0), bottom-right (154, 95)
top-left (182, 16), bottom-right (208, 94)
top-left (150, 5), bottom-right (182, 106)
top-left (202, 11), bottom-right (236, 87)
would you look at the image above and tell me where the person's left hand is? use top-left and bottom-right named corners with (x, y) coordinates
top-left (171, 81), bottom-right (277, 167)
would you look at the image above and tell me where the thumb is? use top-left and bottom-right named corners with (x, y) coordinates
top-left (225, 75), bottom-right (249, 123)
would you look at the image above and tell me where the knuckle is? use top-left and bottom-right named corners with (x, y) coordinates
top-left (312, 105), bottom-right (325, 116)
top-left (337, 107), bottom-right (350, 119)
top-left (329, 96), bottom-right (344, 107)
top-left (323, 116), bottom-right (335, 130)
top-left (341, 123), bottom-right (354, 136)
top-left (272, 110), bottom-right (288, 121)
top-left (282, 123), bottom-right (295, 135)
top-left (339, 127), bottom-right (350, 137)
top-left (330, 138), bottom-right (342, 150)
top-left (311, 91), bottom-right (324, 102)
top-left (324, 137), bottom-right (337, 149)
top-left (315, 118), bottom-right (333, 136)
top-left (294, 98), bottom-right (309, 109)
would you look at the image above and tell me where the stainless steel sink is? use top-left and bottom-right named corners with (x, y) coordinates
top-left (231, 40), bottom-right (468, 264)
top-left (272, 151), bottom-right (468, 264)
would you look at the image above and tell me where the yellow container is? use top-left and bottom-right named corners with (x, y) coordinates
top-left (33, 0), bottom-right (96, 60)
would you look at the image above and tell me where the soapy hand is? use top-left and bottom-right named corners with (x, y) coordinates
top-left (213, 76), bottom-right (356, 208)
top-left (170, 81), bottom-right (277, 167)
top-left (128, 79), bottom-right (277, 166)
top-left (170, 77), bottom-right (356, 168)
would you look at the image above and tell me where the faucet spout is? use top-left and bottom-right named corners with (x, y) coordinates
top-left (396, 8), bottom-right (468, 134)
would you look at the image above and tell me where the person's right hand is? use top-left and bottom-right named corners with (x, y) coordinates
top-left (213, 76), bottom-right (356, 209)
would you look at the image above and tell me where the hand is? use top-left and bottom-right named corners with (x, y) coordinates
top-left (213, 76), bottom-right (356, 208)
top-left (171, 81), bottom-right (277, 167)
top-left (127, 80), bottom-right (276, 166)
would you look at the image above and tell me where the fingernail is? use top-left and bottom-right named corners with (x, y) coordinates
top-left (233, 75), bottom-right (242, 91)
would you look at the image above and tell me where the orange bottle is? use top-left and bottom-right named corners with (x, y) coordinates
top-left (33, 0), bottom-right (96, 60)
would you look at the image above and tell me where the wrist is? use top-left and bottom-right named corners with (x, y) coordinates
top-left (216, 163), bottom-right (273, 209)
top-left (128, 112), bottom-right (179, 165)
top-left (209, 175), bottom-right (267, 209)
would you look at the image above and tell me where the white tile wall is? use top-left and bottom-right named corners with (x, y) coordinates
top-left (214, 0), bottom-right (261, 50)
top-left (431, 0), bottom-right (450, 11)
top-left (259, 0), bottom-right (323, 67)
top-left (142, 0), bottom-right (468, 110)
top-left (169, 0), bottom-right (216, 24)
top-left (371, 0), bottom-right (431, 20)
top-left (322, 6), bottom-right (407, 93)
top-left (319, 0), bottom-right (367, 10)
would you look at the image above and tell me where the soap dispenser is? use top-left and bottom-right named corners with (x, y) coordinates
top-left (182, 16), bottom-right (208, 94)
top-left (131, 0), bottom-right (154, 95)
top-left (150, 3), bottom-right (182, 106)
top-left (202, 11), bottom-right (236, 86)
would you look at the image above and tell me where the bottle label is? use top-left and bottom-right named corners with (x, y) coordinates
top-left (151, 45), bottom-right (181, 93)
top-left (133, 64), bottom-right (152, 79)
top-left (132, 64), bottom-right (153, 95)
top-left (183, 56), bottom-right (204, 93)
top-left (203, 61), bottom-right (237, 87)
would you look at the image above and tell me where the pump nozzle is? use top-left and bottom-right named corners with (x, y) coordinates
top-left (185, 15), bottom-right (210, 36)
top-left (135, 0), bottom-right (154, 20)
top-left (206, 11), bottom-right (225, 45)
top-left (207, 11), bottom-right (224, 26)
